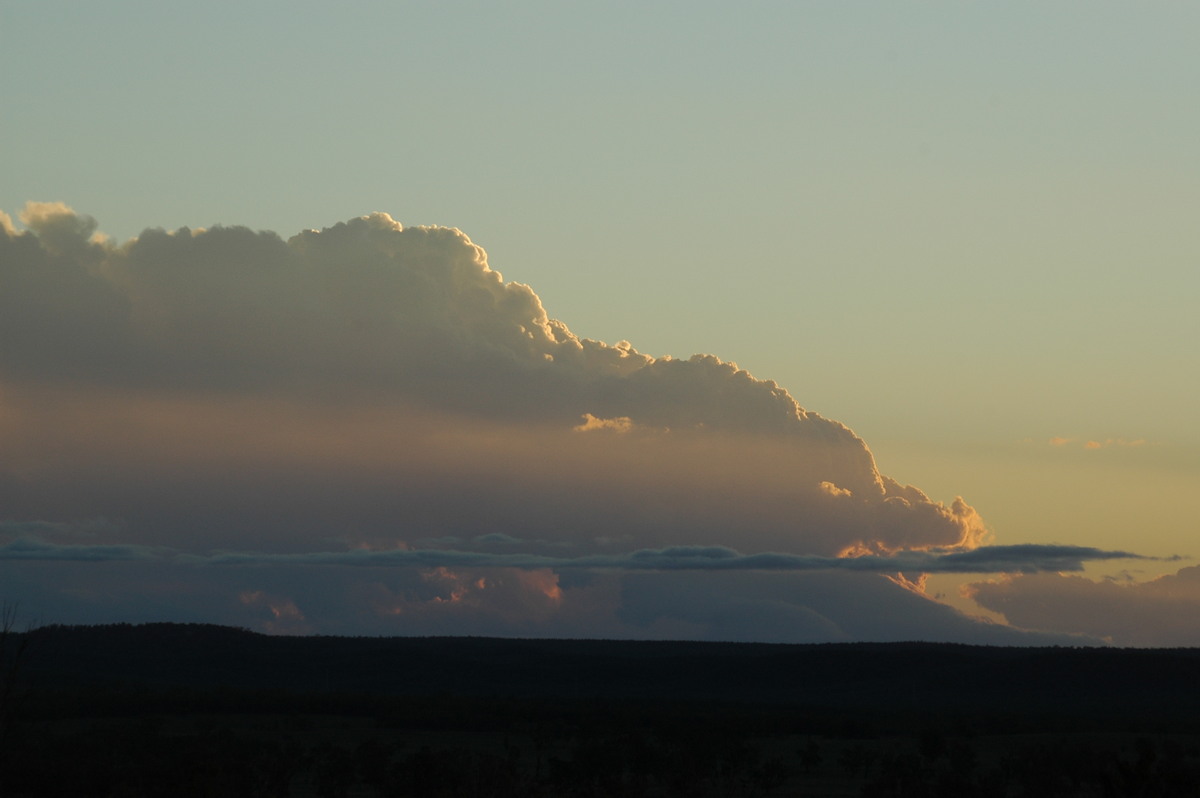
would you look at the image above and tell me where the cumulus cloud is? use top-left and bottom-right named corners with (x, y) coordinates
top-left (0, 203), bottom-right (981, 554)
top-left (0, 202), bottom-right (1114, 642)
top-left (966, 566), bottom-right (1200, 646)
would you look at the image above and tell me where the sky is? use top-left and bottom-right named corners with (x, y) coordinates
top-left (1, 2), bottom-right (1197, 645)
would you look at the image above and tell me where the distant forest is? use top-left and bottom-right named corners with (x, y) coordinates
top-left (4, 623), bottom-right (1200, 796)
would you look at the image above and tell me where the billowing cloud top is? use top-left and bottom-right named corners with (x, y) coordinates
top-left (0, 203), bottom-right (983, 555)
top-left (0, 203), bottom-right (1132, 643)
top-left (6, 204), bottom-right (842, 438)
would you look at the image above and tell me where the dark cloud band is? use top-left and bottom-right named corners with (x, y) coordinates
top-left (0, 537), bottom-right (1147, 575)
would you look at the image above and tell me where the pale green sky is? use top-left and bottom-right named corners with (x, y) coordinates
top-left (3, 1), bottom-right (1197, 613)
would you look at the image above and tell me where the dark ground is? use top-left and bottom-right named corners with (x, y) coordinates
top-left (4, 623), bottom-right (1200, 796)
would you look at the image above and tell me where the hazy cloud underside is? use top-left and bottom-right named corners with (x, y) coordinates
top-left (0, 204), bottom-right (1185, 644)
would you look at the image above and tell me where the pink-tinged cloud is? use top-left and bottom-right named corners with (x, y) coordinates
top-left (1084, 438), bottom-right (1147, 450)
top-left (239, 589), bottom-right (312, 635)
top-left (966, 565), bottom-right (1200, 646)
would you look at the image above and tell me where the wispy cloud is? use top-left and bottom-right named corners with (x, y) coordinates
top-left (1046, 436), bottom-right (1149, 450)
top-left (1083, 438), bottom-right (1147, 450)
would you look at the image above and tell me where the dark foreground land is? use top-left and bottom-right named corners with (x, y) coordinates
top-left (4, 624), bottom-right (1200, 796)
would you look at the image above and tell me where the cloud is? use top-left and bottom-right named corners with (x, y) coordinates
top-left (17, 201), bottom-right (106, 252)
top-left (196, 542), bottom-right (1147, 575)
top-left (0, 552), bottom-right (1097, 644)
top-left (0, 390), bottom-right (983, 559)
top-left (0, 531), bottom-right (1139, 643)
top-left (239, 589), bottom-right (312, 635)
top-left (1, 202), bottom-right (1118, 642)
top-left (1047, 436), bottom-right (1149, 450)
top-left (0, 527), bottom-right (1147, 578)
top-left (1083, 438), bottom-right (1147, 450)
top-left (0, 536), bottom-right (161, 562)
top-left (0, 203), bottom-right (982, 557)
top-left (966, 565), bottom-right (1200, 646)
top-left (573, 413), bottom-right (636, 433)
top-left (617, 571), bottom-right (1095, 645)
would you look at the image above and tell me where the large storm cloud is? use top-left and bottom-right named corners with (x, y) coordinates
top-left (0, 203), bottom-right (1137, 642)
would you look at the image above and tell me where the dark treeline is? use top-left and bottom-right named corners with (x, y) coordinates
top-left (4, 623), bottom-right (1200, 796)
top-left (12, 622), bottom-right (1200, 715)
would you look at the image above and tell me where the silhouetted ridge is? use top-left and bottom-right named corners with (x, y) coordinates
top-left (10, 623), bottom-right (1200, 720)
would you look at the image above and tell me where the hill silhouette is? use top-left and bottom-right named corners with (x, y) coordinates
top-left (13, 622), bottom-right (1200, 717)
top-left (5, 624), bottom-right (1200, 796)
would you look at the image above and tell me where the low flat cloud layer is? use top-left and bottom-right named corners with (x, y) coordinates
top-left (0, 203), bottom-right (1163, 643)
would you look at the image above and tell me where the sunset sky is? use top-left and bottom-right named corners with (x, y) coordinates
top-left (2, 2), bottom-right (1197, 645)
